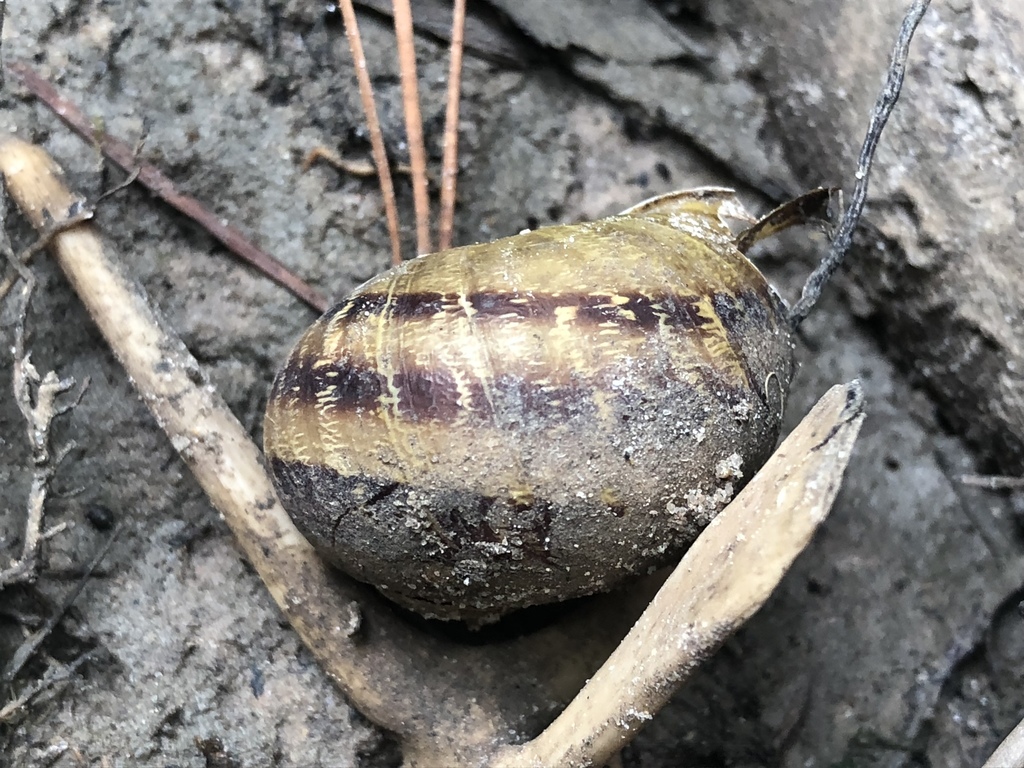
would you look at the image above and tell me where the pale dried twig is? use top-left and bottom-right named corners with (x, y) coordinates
top-left (961, 474), bottom-right (1024, 491)
top-left (302, 145), bottom-right (416, 179)
top-left (2, 336), bottom-right (80, 588)
top-left (983, 718), bottom-right (1024, 768)
top-left (302, 146), bottom-right (379, 177)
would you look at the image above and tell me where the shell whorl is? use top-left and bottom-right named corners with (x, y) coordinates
top-left (265, 189), bottom-right (794, 622)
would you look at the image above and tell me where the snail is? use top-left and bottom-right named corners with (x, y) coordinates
top-left (263, 186), bottom-right (837, 623)
top-left (261, 0), bottom-right (923, 628)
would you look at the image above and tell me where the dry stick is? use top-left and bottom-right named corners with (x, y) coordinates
top-left (437, 0), bottom-right (467, 252)
top-left (493, 383), bottom-right (865, 767)
top-left (4, 60), bottom-right (328, 313)
top-left (303, 147), bottom-right (379, 177)
top-left (788, 0), bottom-right (930, 327)
top-left (303, 146), bottom-right (415, 179)
top-left (984, 719), bottom-right (1024, 768)
top-left (337, 0), bottom-right (404, 267)
top-left (391, 0), bottom-right (433, 255)
top-left (0, 324), bottom-right (80, 589)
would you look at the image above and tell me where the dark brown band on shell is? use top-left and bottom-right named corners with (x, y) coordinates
top-left (269, 345), bottom-right (754, 427)
top-left (270, 286), bottom-right (773, 424)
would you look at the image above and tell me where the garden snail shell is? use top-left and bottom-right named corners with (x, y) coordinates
top-left (264, 188), bottom-right (794, 623)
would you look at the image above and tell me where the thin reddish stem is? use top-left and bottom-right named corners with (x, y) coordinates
top-left (337, 0), bottom-right (404, 267)
top-left (437, 0), bottom-right (466, 252)
top-left (391, 0), bottom-right (433, 255)
top-left (6, 60), bottom-right (329, 313)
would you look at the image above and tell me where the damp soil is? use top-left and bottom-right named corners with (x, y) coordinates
top-left (2, 1), bottom-right (1023, 767)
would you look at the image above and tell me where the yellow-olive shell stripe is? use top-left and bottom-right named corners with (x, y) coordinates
top-left (342, 214), bottom-right (770, 310)
top-left (266, 295), bottom-right (774, 494)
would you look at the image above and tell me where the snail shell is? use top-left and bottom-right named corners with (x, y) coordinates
top-left (264, 188), bottom-right (794, 623)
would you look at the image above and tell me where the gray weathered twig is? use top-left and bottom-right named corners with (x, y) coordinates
top-left (788, 0), bottom-right (930, 327)
top-left (0, 195), bottom-right (87, 589)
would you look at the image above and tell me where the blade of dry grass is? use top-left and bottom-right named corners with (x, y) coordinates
top-left (437, 0), bottom-right (466, 252)
top-left (391, 0), bottom-right (433, 255)
top-left (337, 0), bottom-right (404, 267)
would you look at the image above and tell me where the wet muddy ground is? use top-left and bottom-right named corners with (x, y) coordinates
top-left (2, 2), bottom-right (1023, 766)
